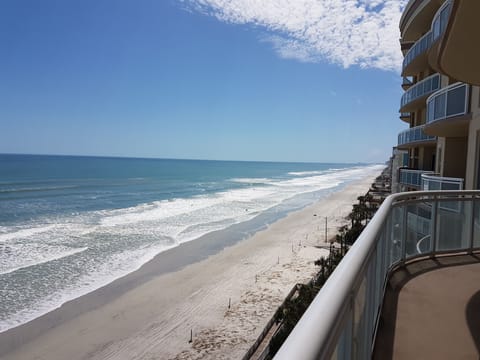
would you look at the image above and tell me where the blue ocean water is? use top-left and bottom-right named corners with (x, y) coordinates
top-left (0, 154), bottom-right (382, 332)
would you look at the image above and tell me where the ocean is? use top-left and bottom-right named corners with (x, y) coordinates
top-left (0, 154), bottom-right (383, 332)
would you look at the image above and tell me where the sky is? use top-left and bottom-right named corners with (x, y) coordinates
top-left (0, 0), bottom-right (408, 163)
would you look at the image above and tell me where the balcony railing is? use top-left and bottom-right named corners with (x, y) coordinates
top-left (426, 82), bottom-right (469, 124)
top-left (402, 1), bottom-right (452, 73)
top-left (432, 1), bottom-right (452, 42)
top-left (401, 73), bottom-right (441, 111)
top-left (398, 125), bottom-right (436, 147)
top-left (399, 168), bottom-right (434, 188)
top-left (402, 31), bottom-right (432, 71)
top-left (274, 191), bottom-right (480, 360)
top-left (421, 173), bottom-right (464, 191)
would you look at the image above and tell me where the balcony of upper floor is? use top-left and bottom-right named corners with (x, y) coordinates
top-left (398, 125), bottom-right (436, 149)
top-left (437, 1), bottom-right (480, 86)
top-left (424, 82), bottom-right (471, 137)
top-left (421, 173), bottom-right (464, 190)
top-left (401, 77), bottom-right (414, 91)
top-left (399, 112), bottom-right (411, 123)
top-left (400, 0), bottom-right (446, 44)
top-left (400, 73), bottom-right (441, 112)
top-left (274, 190), bottom-right (480, 360)
top-left (402, 1), bottom-right (452, 76)
top-left (399, 168), bottom-right (434, 188)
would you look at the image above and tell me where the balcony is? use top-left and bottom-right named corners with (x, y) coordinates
top-left (425, 82), bottom-right (470, 137)
top-left (421, 173), bottom-right (464, 190)
top-left (402, 1), bottom-right (452, 76)
top-left (274, 191), bottom-right (480, 360)
top-left (399, 112), bottom-right (411, 122)
top-left (401, 77), bottom-right (413, 90)
top-left (400, 73), bottom-right (441, 112)
top-left (399, 168), bottom-right (434, 188)
top-left (397, 125), bottom-right (436, 149)
top-left (402, 31), bottom-right (432, 76)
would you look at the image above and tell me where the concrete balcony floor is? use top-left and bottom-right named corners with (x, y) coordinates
top-left (374, 253), bottom-right (480, 359)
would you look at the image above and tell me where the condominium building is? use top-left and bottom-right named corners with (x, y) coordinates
top-left (396, 0), bottom-right (480, 193)
top-left (274, 1), bottom-right (480, 359)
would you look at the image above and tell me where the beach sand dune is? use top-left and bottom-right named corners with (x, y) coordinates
top-left (0, 172), bottom-right (380, 360)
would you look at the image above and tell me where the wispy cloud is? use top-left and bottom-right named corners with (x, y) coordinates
top-left (180, 0), bottom-right (407, 72)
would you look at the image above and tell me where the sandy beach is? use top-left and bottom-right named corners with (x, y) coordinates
top-left (0, 170), bottom-right (381, 360)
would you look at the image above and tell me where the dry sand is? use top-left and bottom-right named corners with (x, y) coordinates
top-left (0, 170), bottom-right (382, 360)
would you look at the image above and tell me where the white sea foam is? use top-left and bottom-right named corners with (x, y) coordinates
top-left (0, 225), bottom-right (57, 243)
top-left (0, 246), bottom-right (88, 276)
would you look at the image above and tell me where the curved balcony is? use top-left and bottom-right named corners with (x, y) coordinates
top-left (402, 31), bottom-right (432, 76)
top-left (425, 82), bottom-right (470, 137)
top-left (421, 173), bottom-right (463, 191)
top-left (398, 125), bottom-right (436, 149)
top-left (399, 112), bottom-right (411, 122)
top-left (400, 73), bottom-right (441, 112)
top-left (402, 1), bottom-right (452, 76)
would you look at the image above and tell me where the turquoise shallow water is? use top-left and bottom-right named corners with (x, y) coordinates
top-left (0, 154), bottom-right (381, 332)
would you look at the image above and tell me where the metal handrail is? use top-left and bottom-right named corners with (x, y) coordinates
top-left (274, 191), bottom-right (480, 360)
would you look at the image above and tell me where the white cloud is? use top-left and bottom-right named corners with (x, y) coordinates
top-left (180, 0), bottom-right (407, 72)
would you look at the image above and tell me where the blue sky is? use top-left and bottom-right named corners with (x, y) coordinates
top-left (0, 0), bottom-right (407, 163)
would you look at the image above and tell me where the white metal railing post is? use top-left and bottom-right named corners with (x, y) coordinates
top-left (469, 194), bottom-right (476, 252)
top-left (401, 205), bottom-right (407, 262)
top-left (431, 195), bottom-right (438, 254)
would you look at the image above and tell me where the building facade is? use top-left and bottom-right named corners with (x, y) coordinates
top-left (395, 0), bottom-right (480, 192)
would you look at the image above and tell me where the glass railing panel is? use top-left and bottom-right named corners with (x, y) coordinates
top-left (432, 1), bottom-right (452, 41)
top-left (334, 309), bottom-right (353, 360)
top-left (353, 275), bottom-right (368, 359)
top-left (436, 199), bottom-right (471, 251)
top-left (446, 84), bottom-right (468, 117)
top-left (402, 32), bottom-right (432, 70)
top-left (474, 199), bottom-right (480, 249)
top-left (406, 203), bottom-right (432, 257)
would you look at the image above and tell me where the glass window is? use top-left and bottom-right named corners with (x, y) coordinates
top-left (446, 85), bottom-right (467, 117)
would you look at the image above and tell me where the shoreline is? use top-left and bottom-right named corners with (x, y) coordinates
top-left (0, 170), bottom-right (382, 359)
